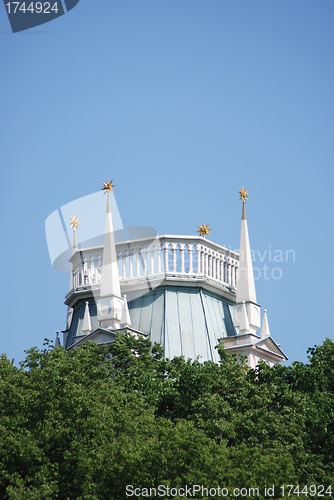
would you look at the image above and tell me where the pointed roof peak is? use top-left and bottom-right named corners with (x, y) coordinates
top-left (261, 309), bottom-right (271, 338)
top-left (82, 301), bottom-right (93, 334)
top-left (100, 180), bottom-right (121, 298)
top-left (236, 187), bottom-right (257, 304)
top-left (239, 301), bottom-right (250, 333)
top-left (55, 330), bottom-right (60, 347)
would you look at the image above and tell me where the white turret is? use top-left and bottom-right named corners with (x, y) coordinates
top-left (239, 301), bottom-right (250, 333)
top-left (260, 309), bottom-right (271, 338)
top-left (236, 201), bottom-right (257, 304)
top-left (96, 180), bottom-right (131, 330)
top-left (233, 188), bottom-right (261, 335)
top-left (82, 301), bottom-right (93, 334)
top-left (55, 331), bottom-right (60, 347)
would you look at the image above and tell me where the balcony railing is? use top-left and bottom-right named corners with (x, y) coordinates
top-left (69, 235), bottom-right (239, 291)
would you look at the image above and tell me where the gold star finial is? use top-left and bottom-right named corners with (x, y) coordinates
top-left (70, 215), bottom-right (80, 230)
top-left (239, 186), bottom-right (248, 201)
top-left (197, 222), bottom-right (211, 238)
top-left (102, 179), bottom-right (115, 195)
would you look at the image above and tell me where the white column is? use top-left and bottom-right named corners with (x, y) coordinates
top-left (180, 245), bottom-right (185, 273)
top-left (157, 246), bottom-right (162, 272)
top-left (188, 246), bottom-right (193, 273)
top-left (163, 243), bottom-right (169, 272)
top-left (129, 250), bottom-right (133, 278)
top-left (90, 256), bottom-right (95, 283)
top-left (196, 246), bottom-right (201, 273)
top-left (136, 249), bottom-right (141, 276)
top-left (97, 255), bottom-right (102, 282)
top-left (150, 246), bottom-right (155, 275)
top-left (122, 251), bottom-right (127, 278)
top-left (143, 248), bottom-right (148, 275)
top-left (83, 258), bottom-right (88, 284)
top-left (172, 245), bottom-right (177, 272)
top-left (219, 257), bottom-right (223, 282)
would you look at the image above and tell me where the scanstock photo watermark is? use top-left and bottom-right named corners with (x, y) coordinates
top-left (125, 484), bottom-right (333, 498)
top-left (223, 243), bottom-right (296, 281)
top-left (3, 0), bottom-right (80, 33)
top-left (251, 245), bottom-right (295, 281)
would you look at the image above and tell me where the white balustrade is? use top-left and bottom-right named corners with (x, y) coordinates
top-left (69, 235), bottom-right (239, 291)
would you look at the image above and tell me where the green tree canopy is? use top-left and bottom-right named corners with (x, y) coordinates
top-left (0, 336), bottom-right (333, 499)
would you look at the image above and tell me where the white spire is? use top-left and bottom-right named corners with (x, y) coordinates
top-left (97, 180), bottom-right (129, 330)
top-left (260, 309), bottom-right (271, 338)
top-left (69, 215), bottom-right (80, 291)
top-left (66, 215), bottom-right (80, 332)
top-left (121, 295), bottom-right (132, 327)
top-left (55, 331), bottom-right (60, 347)
top-left (236, 198), bottom-right (257, 304)
top-left (82, 301), bottom-right (93, 334)
top-left (233, 188), bottom-right (261, 336)
top-left (100, 192), bottom-right (121, 298)
top-left (239, 301), bottom-right (250, 333)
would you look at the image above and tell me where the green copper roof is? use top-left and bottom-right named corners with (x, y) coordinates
top-left (128, 286), bottom-right (236, 362)
top-left (66, 286), bottom-right (236, 362)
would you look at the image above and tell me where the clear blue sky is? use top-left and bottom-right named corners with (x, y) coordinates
top-left (1, 0), bottom-right (333, 365)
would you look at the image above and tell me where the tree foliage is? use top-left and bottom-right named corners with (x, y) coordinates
top-left (0, 336), bottom-right (333, 499)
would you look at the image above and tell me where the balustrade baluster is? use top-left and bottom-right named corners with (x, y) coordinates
top-left (219, 257), bottom-right (223, 282)
top-left (150, 247), bottom-right (155, 275)
top-left (227, 262), bottom-right (231, 285)
top-left (143, 248), bottom-right (148, 275)
top-left (136, 249), bottom-right (141, 276)
top-left (122, 251), bottom-right (127, 278)
top-left (172, 245), bottom-right (177, 272)
top-left (180, 245), bottom-right (185, 273)
top-left (97, 255), bottom-right (102, 282)
top-left (204, 251), bottom-right (208, 276)
top-left (83, 259), bottom-right (87, 284)
top-left (129, 250), bottom-right (133, 278)
top-left (188, 246), bottom-right (193, 273)
top-left (90, 256), bottom-right (94, 283)
top-left (196, 246), bottom-right (201, 273)
top-left (157, 246), bottom-right (162, 273)
top-left (163, 244), bottom-right (168, 272)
